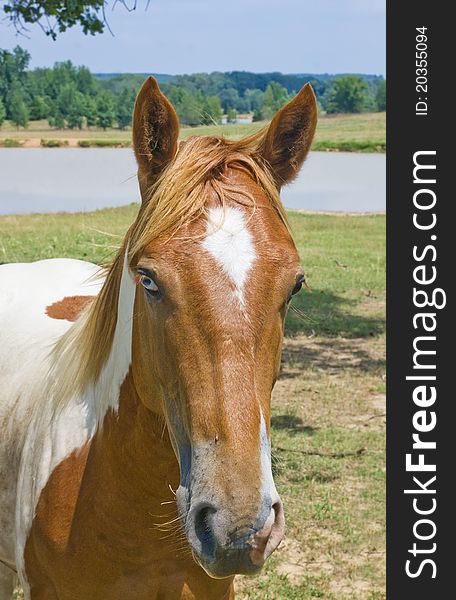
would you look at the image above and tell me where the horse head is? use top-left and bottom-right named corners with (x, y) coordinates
top-left (128, 77), bottom-right (317, 578)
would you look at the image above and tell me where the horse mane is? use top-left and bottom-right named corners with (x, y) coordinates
top-left (48, 133), bottom-right (289, 416)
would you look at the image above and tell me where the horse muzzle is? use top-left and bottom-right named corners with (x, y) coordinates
top-left (183, 495), bottom-right (285, 578)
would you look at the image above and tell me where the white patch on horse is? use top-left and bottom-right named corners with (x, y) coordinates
top-left (202, 207), bottom-right (256, 305)
top-left (0, 250), bottom-right (136, 597)
top-left (259, 410), bottom-right (279, 504)
top-left (90, 245), bottom-right (136, 426)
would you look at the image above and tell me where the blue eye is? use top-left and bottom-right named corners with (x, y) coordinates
top-left (141, 276), bottom-right (159, 293)
top-left (137, 269), bottom-right (160, 295)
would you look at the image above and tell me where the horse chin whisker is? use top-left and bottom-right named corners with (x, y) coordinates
top-left (151, 516), bottom-right (182, 528)
top-left (147, 510), bottom-right (179, 520)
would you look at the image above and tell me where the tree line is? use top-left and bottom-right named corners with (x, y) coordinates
top-left (0, 46), bottom-right (386, 130)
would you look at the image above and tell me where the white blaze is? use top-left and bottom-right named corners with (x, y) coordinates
top-left (202, 206), bottom-right (256, 305)
top-left (260, 410), bottom-right (279, 502)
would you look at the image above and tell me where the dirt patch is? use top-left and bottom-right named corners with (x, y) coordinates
top-left (18, 139), bottom-right (40, 147)
top-left (275, 538), bottom-right (310, 581)
top-left (20, 138), bottom-right (81, 148)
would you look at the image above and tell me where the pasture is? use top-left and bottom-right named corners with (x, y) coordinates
top-left (0, 207), bottom-right (385, 599)
top-left (0, 112), bottom-right (386, 153)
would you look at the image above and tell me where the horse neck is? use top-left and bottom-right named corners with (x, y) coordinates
top-left (96, 372), bottom-right (178, 500)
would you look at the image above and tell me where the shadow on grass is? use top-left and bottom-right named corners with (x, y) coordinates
top-left (271, 415), bottom-right (317, 436)
top-left (299, 471), bottom-right (339, 484)
top-left (285, 288), bottom-right (385, 339)
top-left (279, 336), bottom-right (385, 378)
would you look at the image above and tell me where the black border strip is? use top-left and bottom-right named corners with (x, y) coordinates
top-left (387, 2), bottom-right (452, 596)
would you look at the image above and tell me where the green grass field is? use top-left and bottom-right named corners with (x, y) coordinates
top-left (0, 112), bottom-right (386, 152)
top-left (1, 206), bottom-right (385, 599)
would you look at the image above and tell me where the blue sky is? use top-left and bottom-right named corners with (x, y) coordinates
top-left (0, 0), bottom-right (385, 75)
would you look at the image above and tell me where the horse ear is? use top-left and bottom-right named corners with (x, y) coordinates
top-left (258, 83), bottom-right (317, 188)
top-left (133, 77), bottom-right (179, 200)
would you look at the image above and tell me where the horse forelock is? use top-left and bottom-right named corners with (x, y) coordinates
top-left (129, 134), bottom-right (290, 259)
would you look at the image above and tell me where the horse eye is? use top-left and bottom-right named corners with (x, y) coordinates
top-left (289, 275), bottom-right (305, 301)
top-left (141, 277), bottom-right (158, 292)
top-left (138, 270), bottom-right (160, 295)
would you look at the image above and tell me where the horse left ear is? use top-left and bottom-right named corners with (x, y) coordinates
top-left (258, 83), bottom-right (317, 188)
top-left (133, 76), bottom-right (180, 200)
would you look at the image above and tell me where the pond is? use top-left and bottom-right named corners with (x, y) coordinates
top-left (0, 149), bottom-right (385, 215)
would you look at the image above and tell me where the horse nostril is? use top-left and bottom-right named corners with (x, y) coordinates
top-left (272, 499), bottom-right (285, 534)
top-left (272, 500), bottom-right (283, 522)
top-left (193, 503), bottom-right (217, 560)
top-left (249, 499), bottom-right (285, 567)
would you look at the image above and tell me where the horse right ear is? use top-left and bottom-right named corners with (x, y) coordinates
top-left (133, 77), bottom-right (180, 201)
top-left (257, 83), bottom-right (317, 189)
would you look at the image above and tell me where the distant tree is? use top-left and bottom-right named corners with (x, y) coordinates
top-left (48, 111), bottom-right (65, 129)
top-left (0, 46), bottom-right (31, 113)
top-left (96, 92), bottom-right (115, 129)
top-left (234, 96), bottom-right (249, 113)
top-left (9, 95), bottom-right (29, 128)
top-left (76, 65), bottom-right (98, 96)
top-left (226, 107), bottom-right (237, 124)
top-left (376, 80), bottom-right (386, 111)
top-left (165, 86), bottom-right (204, 126)
top-left (0, 46), bottom-right (30, 85)
top-left (83, 95), bottom-right (98, 127)
top-left (0, 43), bottom-right (381, 130)
top-left (252, 108), bottom-right (263, 122)
top-left (30, 95), bottom-right (51, 120)
top-left (219, 88), bottom-right (240, 112)
top-left (50, 61), bottom-right (78, 94)
top-left (67, 94), bottom-right (86, 129)
top-left (202, 95), bottom-right (222, 125)
top-left (244, 88), bottom-right (264, 112)
top-left (325, 75), bottom-right (368, 113)
top-left (179, 91), bottom-right (204, 126)
top-left (57, 84), bottom-right (73, 125)
top-left (49, 82), bottom-right (85, 128)
top-left (115, 88), bottom-right (134, 130)
top-left (100, 73), bottom-right (145, 96)
top-left (0, 97), bottom-right (6, 126)
top-left (7, 81), bottom-right (29, 127)
top-left (262, 82), bottom-right (290, 119)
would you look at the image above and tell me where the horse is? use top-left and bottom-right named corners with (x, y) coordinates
top-left (0, 76), bottom-right (317, 599)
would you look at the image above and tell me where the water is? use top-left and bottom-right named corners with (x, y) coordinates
top-left (0, 149), bottom-right (385, 215)
top-left (283, 151), bottom-right (385, 212)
